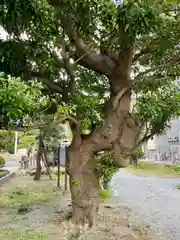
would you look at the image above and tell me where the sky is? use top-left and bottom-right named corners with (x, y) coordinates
top-left (0, 26), bottom-right (8, 40)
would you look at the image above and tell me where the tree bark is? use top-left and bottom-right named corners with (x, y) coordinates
top-left (34, 135), bottom-right (42, 180)
top-left (67, 88), bottom-right (141, 228)
top-left (68, 137), bottom-right (100, 227)
top-left (67, 46), bottom-right (142, 228)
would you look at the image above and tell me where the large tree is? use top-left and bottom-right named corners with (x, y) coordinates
top-left (0, 0), bottom-right (180, 227)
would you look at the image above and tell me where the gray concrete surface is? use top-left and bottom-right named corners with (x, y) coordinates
top-left (2, 159), bottom-right (20, 173)
top-left (111, 170), bottom-right (180, 240)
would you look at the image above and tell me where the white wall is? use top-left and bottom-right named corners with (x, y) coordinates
top-left (144, 117), bottom-right (180, 161)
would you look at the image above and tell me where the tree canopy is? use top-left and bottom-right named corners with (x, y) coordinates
top-left (0, 0), bottom-right (179, 138)
top-left (0, 73), bottom-right (45, 129)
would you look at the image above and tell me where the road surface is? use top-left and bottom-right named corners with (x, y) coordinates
top-left (112, 170), bottom-right (180, 240)
top-left (2, 159), bottom-right (19, 173)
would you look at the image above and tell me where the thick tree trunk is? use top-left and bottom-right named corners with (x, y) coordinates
top-left (34, 135), bottom-right (42, 181)
top-left (68, 140), bottom-right (100, 227)
top-left (67, 47), bottom-right (141, 228)
top-left (67, 91), bottom-right (140, 228)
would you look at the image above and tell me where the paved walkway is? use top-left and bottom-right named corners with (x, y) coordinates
top-left (2, 159), bottom-right (20, 173)
top-left (112, 170), bottom-right (180, 240)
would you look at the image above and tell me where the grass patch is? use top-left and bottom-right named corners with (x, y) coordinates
top-left (0, 174), bottom-right (59, 210)
top-left (0, 174), bottom-right (64, 240)
top-left (18, 232), bottom-right (46, 240)
top-left (18, 134), bottom-right (36, 149)
top-left (127, 161), bottom-right (180, 177)
top-left (100, 188), bottom-right (112, 202)
top-left (0, 229), bottom-right (46, 240)
top-left (17, 204), bottom-right (31, 214)
top-left (0, 169), bottom-right (10, 178)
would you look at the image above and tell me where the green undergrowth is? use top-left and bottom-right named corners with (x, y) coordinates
top-left (100, 188), bottom-right (112, 202)
top-left (0, 174), bottom-right (65, 240)
top-left (127, 161), bottom-right (180, 177)
top-left (0, 169), bottom-right (10, 178)
top-left (0, 175), bottom-right (59, 212)
top-left (0, 229), bottom-right (46, 240)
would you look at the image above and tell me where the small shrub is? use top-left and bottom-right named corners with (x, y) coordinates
top-left (18, 134), bottom-right (36, 149)
top-left (0, 130), bottom-right (14, 153)
top-left (176, 184), bottom-right (180, 190)
top-left (0, 169), bottom-right (9, 178)
top-left (0, 156), bottom-right (5, 167)
top-left (95, 151), bottom-right (119, 184)
top-left (172, 165), bottom-right (180, 174)
top-left (100, 189), bottom-right (112, 202)
top-left (17, 204), bottom-right (31, 214)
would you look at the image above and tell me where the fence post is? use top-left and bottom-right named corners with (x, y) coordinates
top-left (57, 146), bottom-right (61, 188)
top-left (64, 147), bottom-right (68, 192)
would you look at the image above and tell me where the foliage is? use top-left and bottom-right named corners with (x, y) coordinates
top-left (0, 156), bottom-right (5, 167)
top-left (172, 165), bottom-right (180, 174)
top-left (132, 146), bottom-right (144, 159)
top-left (18, 232), bottom-right (46, 240)
top-left (18, 134), bottom-right (36, 149)
top-left (100, 188), bottom-right (112, 202)
top-left (136, 81), bottom-right (180, 138)
top-left (95, 152), bottom-right (119, 183)
top-left (0, 73), bottom-right (45, 129)
top-left (0, 0), bottom-right (179, 138)
top-left (0, 169), bottom-right (9, 178)
top-left (128, 161), bottom-right (180, 177)
top-left (17, 204), bottom-right (31, 214)
top-left (0, 130), bottom-right (15, 153)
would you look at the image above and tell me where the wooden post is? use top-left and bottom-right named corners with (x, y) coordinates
top-left (42, 154), bottom-right (52, 180)
top-left (57, 146), bottom-right (61, 188)
top-left (42, 141), bottom-right (52, 180)
top-left (34, 135), bottom-right (42, 180)
top-left (64, 147), bottom-right (68, 192)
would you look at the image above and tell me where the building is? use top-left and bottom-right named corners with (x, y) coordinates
top-left (144, 118), bottom-right (180, 163)
top-left (130, 93), bottom-right (180, 163)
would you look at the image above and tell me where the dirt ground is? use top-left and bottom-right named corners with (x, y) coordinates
top-left (0, 172), bottom-right (152, 240)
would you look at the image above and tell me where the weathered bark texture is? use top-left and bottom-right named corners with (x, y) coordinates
top-left (68, 136), bottom-right (100, 227)
top-left (67, 46), bottom-right (142, 227)
top-left (34, 135), bottom-right (42, 181)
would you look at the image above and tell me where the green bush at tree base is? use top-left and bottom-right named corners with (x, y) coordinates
top-left (0, 130), bottom-right (15, 154)
top-left (95, 151), bottom-right (119, 184)
top-left (0, 156), bottom-right (5, 167)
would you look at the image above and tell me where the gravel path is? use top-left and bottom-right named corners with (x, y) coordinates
top-left (111, 170), bottom-right (180, 240)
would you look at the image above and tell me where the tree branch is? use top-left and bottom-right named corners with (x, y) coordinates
top-left (61, 49), bottom-right (76, 100)
top-left (133, 45), bottom-right (151, 63)
top-left (134, 57), bottom-right (180, 82)
top-left (31, 72), bottom-right (63, 93)
top-left (62, 23), bottom-right (115, 76)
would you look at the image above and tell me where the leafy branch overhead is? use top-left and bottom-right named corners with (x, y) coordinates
top-left (0, 0), bottom-right (180, 145)
top-left (0, 73), bottom-right (45, 129)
